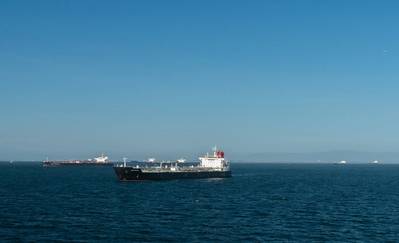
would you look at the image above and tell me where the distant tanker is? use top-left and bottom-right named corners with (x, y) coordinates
top-left (43, 154), bottom-right (113, 167)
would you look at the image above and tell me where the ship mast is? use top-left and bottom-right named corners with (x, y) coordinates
top-left (213, 145), bottom-right (218, 157)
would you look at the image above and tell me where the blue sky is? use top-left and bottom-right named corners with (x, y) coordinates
top-left (1, 1), bottom-right (399, 161)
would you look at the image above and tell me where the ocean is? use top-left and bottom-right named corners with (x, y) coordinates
top-left (1, 162), bottom-right (399, 242)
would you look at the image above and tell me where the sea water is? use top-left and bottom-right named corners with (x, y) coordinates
top-left (1, 162), bottom-right (399, 242)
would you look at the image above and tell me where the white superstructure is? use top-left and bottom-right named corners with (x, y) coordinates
top-left (177, 158), bottom-right (186, 163)
top-left (94, 153), bottom-right (109, 163)
top-left (199, 146), bottom-right (229, 170)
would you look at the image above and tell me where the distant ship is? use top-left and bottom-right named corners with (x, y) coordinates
top-left (338, 160), bottom-right (347, 164)
top-left (372, 160), bottom-right (379, 164)
top-left (114, 147), bottom-right (231, 181)
top-left (43, 153), bottom-right (113, 167)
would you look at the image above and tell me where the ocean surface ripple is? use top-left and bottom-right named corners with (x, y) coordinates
top-left (1, 163), bottom-right (399, 242)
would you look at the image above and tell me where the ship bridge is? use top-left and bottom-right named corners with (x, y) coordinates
top-left (199, 147), bottom-right (229, 170)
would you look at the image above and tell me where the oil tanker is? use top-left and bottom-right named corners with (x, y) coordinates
top-left (113, 147), bottom-right (231, 181)
top-left (43, 154), bottom-right (113, 167)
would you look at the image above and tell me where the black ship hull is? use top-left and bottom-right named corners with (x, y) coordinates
top-left (114, 167), bottom-right (232, 181)
top-left (43, 162), bottom-right (114, 167)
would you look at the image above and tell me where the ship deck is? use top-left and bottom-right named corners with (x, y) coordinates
top-left (116, 165), bottom-right (226, 173)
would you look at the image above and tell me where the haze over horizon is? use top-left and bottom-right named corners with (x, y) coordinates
top-left (1, 1), bottom-right (399, 161)
top-left (2, 149), bottom-right (399, 163)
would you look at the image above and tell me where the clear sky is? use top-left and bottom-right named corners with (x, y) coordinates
top-left (1, 0), bottom-right (399, 161)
